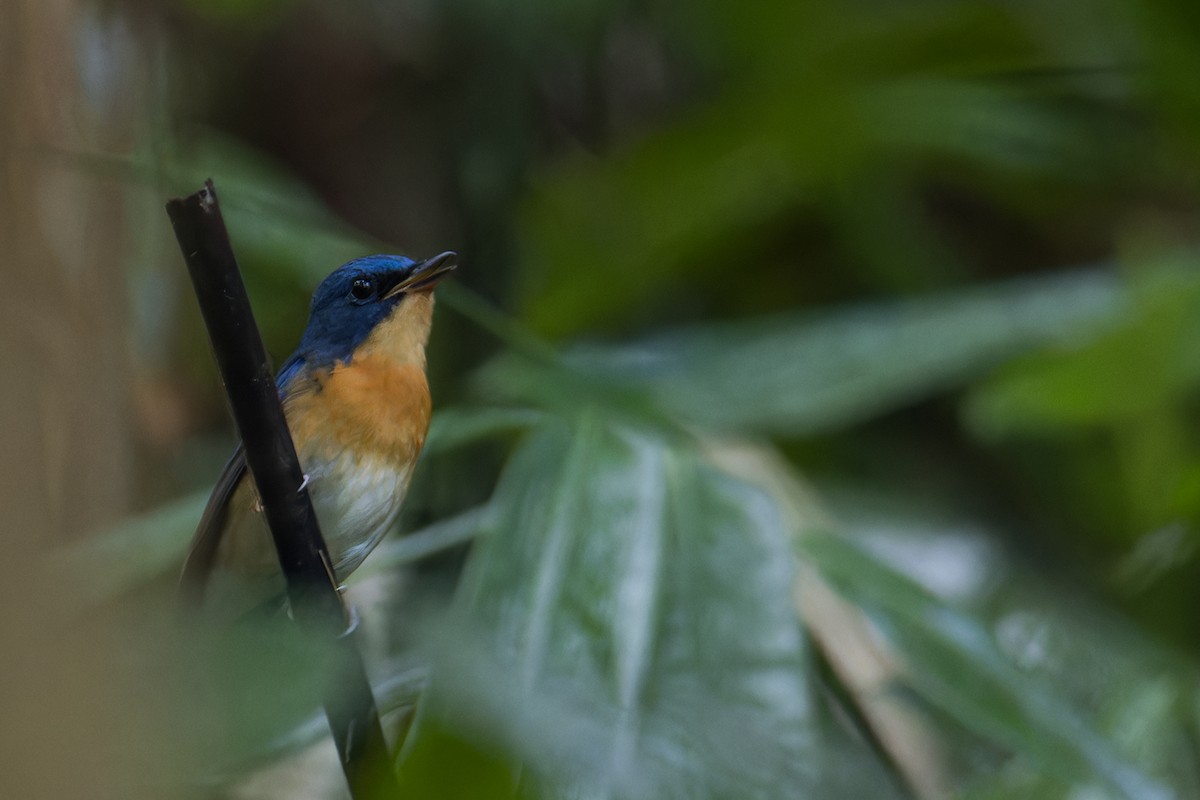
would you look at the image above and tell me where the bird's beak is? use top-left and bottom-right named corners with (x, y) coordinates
top-left (384, 251), bottom-right (458, 298)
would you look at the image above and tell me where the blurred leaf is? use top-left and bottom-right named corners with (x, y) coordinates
top-left (401, 411), bottom-right (814, 798)
top-left (395, 720), bottom-right (524, 800)
top-left (179, 0), bottom-right (289, 27)
top-left (699, 0), bottom-right (1041, 81)
top-left (173, 620), bottom-right (339, 783)
top-left (517, 0), bottom-right (1101, 336)
top-left (492, 269), bottom-right (1123, 435)
top-left (963, 265), bottom-right (1200, 531)
top-left (965, 266), bottom-right (1200, 436)
top-left (222, 664), bottom-right (430, 780)
top-left (800, 532), bottom-right (1173, 800)
top-left (51, 490), bottom-right (207, 609)
top-left (164, 134), bottom-right (381, 285)
top-left (356, 504), bottom-right (495, 578)
top-left (423, 406), bottom-right (544, 457)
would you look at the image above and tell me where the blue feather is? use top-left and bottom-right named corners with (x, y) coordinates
top-left (288, 254), bottom-right (418, 374)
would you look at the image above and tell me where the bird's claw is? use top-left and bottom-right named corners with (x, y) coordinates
top-left (249, 474), bottom-right (308, 510)
top-left (338, 603), bottom-right (360, 639)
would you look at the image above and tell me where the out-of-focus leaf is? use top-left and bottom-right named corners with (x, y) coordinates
top-left (800, 532), bottom-right (1173, 800)
top-left (400, 412), bottom-right (814, 798)
top-left (963, 265), bottom-right (1200, 531)
top-left (51, 491), bottom-right (207, 609)
top-left (424, 406), bottom-right (544, 456)
top-left (356, 505), bottom-right (495, 578)
top-left (164, 134), bottom-right (380, 285)
top-left (517, 0), bottom-right (1099, 336)
top-left (491, 270), bottom-right (1123, 435)
top-left (964, 266), bottom-right (1200, 436)
top-left (180, 0), bottom-right (288, 25)
top-left (395, 720), bottom-right (524, 800)
top-left (217, 664), bottom-right (430, 781)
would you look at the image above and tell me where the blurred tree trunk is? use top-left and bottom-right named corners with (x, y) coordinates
top-left (0, 3), bottom-right (148, 798)
top-left (0, 0), bottom-right (133, 544)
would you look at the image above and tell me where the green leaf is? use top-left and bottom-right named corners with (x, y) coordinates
top-left (800, 532), bottom-right (1172, 800)
top-left (354, 505), bottom-right (496, 579)
top-left (50, 491), bottom-right (208, 609)
top-left (537, 270), bottom-right (1123, 435)
top-left (964, 267), bottom-right (1200, 437)
top-left (166, 134), bottom-right (381, 285)
top-left (424, 406), bottom-right (544, 457)
top-left (515, 1), bottom-right (1093, 336)
top-left (401, 412), bottom-right (815, 798)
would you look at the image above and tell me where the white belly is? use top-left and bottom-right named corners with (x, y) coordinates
top-left (307, 447), bottom-right (412, 575)
top-left (216, 446), bottom-right (412, 587)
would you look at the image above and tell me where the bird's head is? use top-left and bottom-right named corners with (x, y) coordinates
top-left (295, 251), bottom-right (456, 370)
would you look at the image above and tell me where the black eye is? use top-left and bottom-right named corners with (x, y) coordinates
top-left (350, 277), bottom-right (375, 301)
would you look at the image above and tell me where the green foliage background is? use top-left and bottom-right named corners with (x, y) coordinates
top-left (36, 0), bottom-right (1200, 797)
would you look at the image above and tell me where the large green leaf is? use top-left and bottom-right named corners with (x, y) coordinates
top-left (486, 270), bottom-right (1123, 435)
top-left (800, 531), bottom-right (1173, 800)
top-left (399, 411), bottom-right (815, 798)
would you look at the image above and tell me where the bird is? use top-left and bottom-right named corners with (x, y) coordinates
top-left (180, 251), bottom-right (456, 613)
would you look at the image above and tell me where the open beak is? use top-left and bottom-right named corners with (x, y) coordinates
top-left (385, 251), bottom-right (458, 298)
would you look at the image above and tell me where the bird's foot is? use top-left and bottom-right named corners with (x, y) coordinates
top-left (297, 473), bottom-right (311, 493)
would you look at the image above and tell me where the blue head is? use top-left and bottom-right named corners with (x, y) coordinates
top-left (289, 252), bottom-right (456, 374)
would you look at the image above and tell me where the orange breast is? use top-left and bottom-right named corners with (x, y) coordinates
top-left (285, 353), bottom-right (432, 464)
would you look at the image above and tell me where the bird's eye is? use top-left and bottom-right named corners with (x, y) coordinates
top-left (350, 278), bottom-right (375, 301)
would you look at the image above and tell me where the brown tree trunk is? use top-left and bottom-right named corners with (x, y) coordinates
top-left (0, 0), bottom-right (133, 544)
top-left (0, 3), bottom-right (147, 798)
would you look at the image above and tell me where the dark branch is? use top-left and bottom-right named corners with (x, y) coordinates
top-left (166, 179), bottom-right (399, 799)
